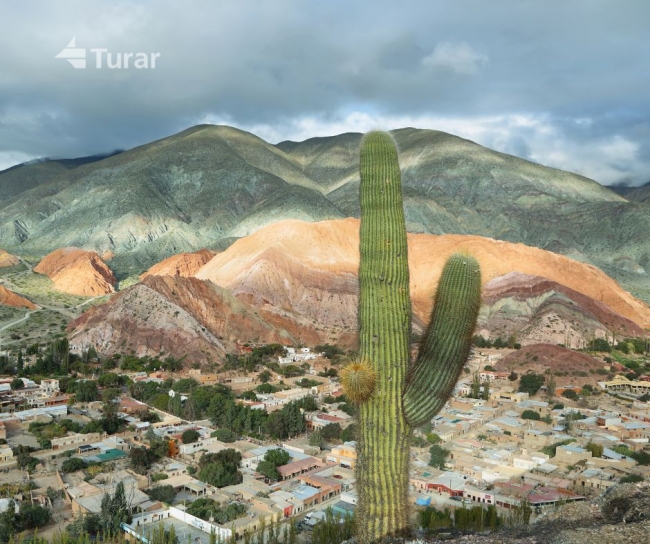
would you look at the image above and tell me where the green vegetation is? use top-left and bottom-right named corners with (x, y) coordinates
top-left (351, 132), bottom-right (481, 543)
top-left (518, 373), bottom-right (545, 395)
top-left (256, 448), bottom-right (291, 481)
top-left (472, 335), bottom-right (520, 349)
top-left (562, 389), bottom-right (579, 400)
top-left (211, 428), bottom-right (238, 442)
top-left (62, 457), bottom-right (87, 473)
top-left (181, 429), bottom-right (200, 444)
top-left (185, 497), bottom-right (247, 524)
top-left (428, 444), bottom-right (450, 469)
top-left (521, 410), bottom-right (541, 421)
top-left (198, 449), bottom-right (243, 488)
top-left (0, 501), bottom-right (51, 541)
top-left (542, 438), bottom-right (576, 458)
top-left (620, 474), bottom-right (644, 483)
top-left (419, 504), bottom-right (503, 533)
top-left (310, 508), bottom-right (354, 544)
top-left (586, 442), bottom-right (604, 458)
top-left (145, 485), bottom-right (177, 504)
top-left (321, 423), bottom-right (342, 442)
top-left (612, 445), bottom-right (650, 465)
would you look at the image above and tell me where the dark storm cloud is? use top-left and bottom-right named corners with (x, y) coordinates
top-left (0, 0), bottom-right (649, 184)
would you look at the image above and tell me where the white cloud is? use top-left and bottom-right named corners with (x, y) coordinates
top-left (422, 42), bottom-right (487, 75)
top-left (0, 151), bottom-right (37, 172)
top-left (199, 110), bottom-right (648, 185)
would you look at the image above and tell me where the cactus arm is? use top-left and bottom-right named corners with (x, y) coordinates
top-left (356, 131), bottom-right (412, 543)
top-left (403, 253), bottom-right (482, 427)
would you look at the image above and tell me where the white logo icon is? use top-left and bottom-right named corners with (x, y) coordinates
top-left (55, 37), bottom-right (86, 69)
top-left (55, 37), bottom-right (160, 70)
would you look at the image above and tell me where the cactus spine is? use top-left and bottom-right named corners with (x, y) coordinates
top-left (351, 132), bottom-right (481, 543)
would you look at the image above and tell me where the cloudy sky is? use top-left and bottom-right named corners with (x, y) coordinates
top-left (1, 0), bottom-right (649, 185)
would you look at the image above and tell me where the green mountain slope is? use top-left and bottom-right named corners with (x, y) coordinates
top-left (1, 124), bottom-right (649, 303)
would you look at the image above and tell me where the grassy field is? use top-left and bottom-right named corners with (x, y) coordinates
top-left (8, 272), bottom-right (89, 307)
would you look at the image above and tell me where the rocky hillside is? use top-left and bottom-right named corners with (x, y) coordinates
top-left (2, 125), bottom-right (649, 305)
top-left (0, 249), bottom-right (18, 268)
top-left (0, 284), bottom-right (36, 309)
top-left (141, 248), bottom-right (216, 279)
top-left (67, 275), bottom-right (307, 363)
top-left (34, 248), bottom-right (116, 296)
top-left (68, 219), bottom-right (650, 363)
top-left (480, 272), bottom-right (644, 348)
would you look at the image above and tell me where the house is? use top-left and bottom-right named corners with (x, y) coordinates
top-left (0, 446), bottom-right (13, 462)
top-left (327, 442), bottom-right (357, 469)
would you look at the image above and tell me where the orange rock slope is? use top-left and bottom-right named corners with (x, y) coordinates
top-left (0, 250), bottom-right (19, 268)
top-left (35, 248), bottom-right (116, 297)
top-left (0, 284), bottom-right (36, 309)
top-left (196, 218), bottom-right (650, 330)
top-left (141, 249), bottom-right (216, 280)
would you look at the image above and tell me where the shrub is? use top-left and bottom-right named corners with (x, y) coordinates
top-left (428, 445), bottom-right (450, 470)
top-left (211, 428), bottom-right (238, 442)
top-left (62, 457), bottom-right (86, 473)
top-left (562, 390), bottom-right (579, 400)
top-left (518, 373), bottom-right (545, 395)
top-left (181, 429), bottom-right (200, 444)
top-left (146, 485), bottom-right (176, 503)
top-left (521, 410), bottom-right (541, 421)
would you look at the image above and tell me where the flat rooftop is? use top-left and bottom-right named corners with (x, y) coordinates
top-left (134, 517), bottom-right (211, 544)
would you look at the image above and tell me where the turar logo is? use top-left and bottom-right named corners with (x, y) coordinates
top-left (55, 38), bottom-right (160, 70)
top-left (55, 37), bottom-right (86, 69)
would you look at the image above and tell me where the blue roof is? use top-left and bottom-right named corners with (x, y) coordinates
top-left (292, 485), bottom-right (320, 501)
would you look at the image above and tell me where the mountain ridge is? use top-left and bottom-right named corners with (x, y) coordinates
top-left (2, 124), bottom-right (649, 306)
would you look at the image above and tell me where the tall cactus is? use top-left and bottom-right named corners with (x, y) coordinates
top-left (349, 132), bottom-right (481, 543)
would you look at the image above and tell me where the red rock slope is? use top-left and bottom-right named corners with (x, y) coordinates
top-left (0, 285), bottom-right (36, 309)
top-left (0, 250), bottom-right (19, 268)
top-left (196, 218), bottom-right (650, 331)
top-left (141, 249), bottom-right (216, 280)
top-left (34, 248), bottom-right (116, 296)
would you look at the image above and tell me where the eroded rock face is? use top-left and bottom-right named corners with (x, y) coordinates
top-left (141, 249), bottom-right (216, 280)
top-left (68, 275), bottom-right (295, 363)
top-left (479, 272), bottom-right (645, 348)
top-left (0, 250), bottom-right (19, 268)
top-left (34, 247), bottom-right (116, 296)
top-left (0, 285), bottom-right (36, 309)
top-left (69, 219), bottom-right (650, 363)
top-left (196, 218), bottom-right (650, 333)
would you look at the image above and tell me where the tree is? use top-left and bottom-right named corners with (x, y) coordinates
top-left (428, 445), bottom-right (450, 469)
top-left (10, 377), bottom-right (24, 390)
top-left (309, 430), bottom-right (324, 449)
top-left (129, 446), bottom-right (156, 475)
top-left (508, 371), bottom-right (518, 381)
top-left (99, 481), bottom-right (131, 536)
top-left (198, 449), bottom-right (243, 488)
top-left (586, 442), bottom-right (604, 458)
top-left (620, 474), bottom-right (643, 484)
top-left (181, 429), bottom-right (200, 444)
top-left (75, 380), bottom-right (99, 402)
top-left (521, 410), bottom-right (541, 421)
top-left (426, 433), bottom-right (442, 444)
top-left (546, 372), bottom-right (556, 400)
top-left (341, 424), bottom-right (356, 443)
top-left (518, 373), bottom-right (545, 395)
top-left (259, 370), bottom-right (272, 383)
top-left (562, 389), bottom-right (579, 400)
top-left (321, 423), bottom-right (342, 441)
top-left (212, 428), bottom-right (238, 442)
top-left (146, 485), bottom-right (177, 503)
top-left (17, 503), bottom-right (51, 530)
top-left (482, 378), bottom-right (490, 400)
top-left (16, 349), bottom-right (23, 374)
top-left (62, 457), bottom-right (86, 473)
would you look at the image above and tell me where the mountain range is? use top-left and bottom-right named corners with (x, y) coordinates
top-left (1, 125), bottom-right (650, 304)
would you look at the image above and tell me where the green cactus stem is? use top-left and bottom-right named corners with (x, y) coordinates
top-left (403, 253), bottom-right (482, 427)
top-left (354, 131), bottom-right (481, 543)
top-left (356, 131), bottom-right (412, 542)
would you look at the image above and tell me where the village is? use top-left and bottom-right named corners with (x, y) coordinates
top-left (0, 344), bottom-right (649, 542)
